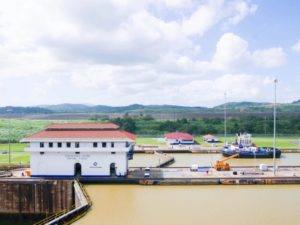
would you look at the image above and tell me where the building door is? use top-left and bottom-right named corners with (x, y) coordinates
top-left (74, 163), bottom-right (82, 177)
top-left (110, 163), bottom-right (116, 176)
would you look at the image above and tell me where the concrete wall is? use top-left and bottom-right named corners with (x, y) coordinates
top-left (0, 179), bottom-right (73, 214)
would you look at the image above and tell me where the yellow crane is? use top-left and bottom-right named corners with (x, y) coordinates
top-left (214, 154), bottom-right (239, 171)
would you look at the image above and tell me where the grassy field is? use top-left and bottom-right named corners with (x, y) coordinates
top-left (0, 136), bottom-right (298, 166)
top-left (136, 136), bottom-right (300, 149)
top-left (196, 136), bottom-right (300, 148)
top-left (135, 138), bottom-right (167, 147)
top-left (0, 118), bottom-right (298, 166)
top-left (0, 143), bottom-right (29, 165)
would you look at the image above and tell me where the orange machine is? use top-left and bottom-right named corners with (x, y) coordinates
top-left (25, 169), bottom-right (31, 177)
top-left (214, 154), bottom-right (239, 171)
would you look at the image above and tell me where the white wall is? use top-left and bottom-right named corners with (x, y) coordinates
top-left (27, 138), bottom-right (133, 177)
top-left (30, 151), bottom-right (129, 177)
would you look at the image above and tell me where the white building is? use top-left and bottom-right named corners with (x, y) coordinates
top-left (164, 132), bottom-right (195, 146)
top-left (22, 123), bottom-right (136, 178)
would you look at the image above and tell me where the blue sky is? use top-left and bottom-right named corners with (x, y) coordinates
top-left (0, 0), bottom-right (299, 107)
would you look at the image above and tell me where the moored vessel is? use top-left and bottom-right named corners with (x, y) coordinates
top-left (222, 133), bottom-right (281, 158)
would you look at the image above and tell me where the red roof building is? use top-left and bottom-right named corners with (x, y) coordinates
top-left (23, 123), bottom-right (135, 178)
top-left (165, 132), bottom-right (194, 140)
top-left (23, 123), bottom-right (135, 141)
top-left (164, 132), bottom-right (195, 145)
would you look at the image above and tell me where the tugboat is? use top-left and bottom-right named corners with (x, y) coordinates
top-left (222, 133), bottom-right (281, 158)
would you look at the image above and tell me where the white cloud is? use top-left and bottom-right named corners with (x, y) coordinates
top-left (155, 0), bottom-right (192, 9)
top-left (212, 32), bottom-right (251, 70)
top-left (225, 1), bottom-right (258, 26)
top-left (291, 40), bottom-right (300, 53)
top-left (0, 0), bottom-right (294, 107)
top-left (212, 33), bottom-right (286, 70)
top-left (252, 48), bottom-right (286, 68)
top-left (182, 0), bottom-right (257, 36)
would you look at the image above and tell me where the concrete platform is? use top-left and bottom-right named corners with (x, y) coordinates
top-left (80, 166), bottom-right (300, 185)
top-left (5, 166), bottom-right (300, 185)
top-left (128, 166), bottom-right (300, 179)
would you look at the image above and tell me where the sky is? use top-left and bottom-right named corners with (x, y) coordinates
top-left (0, 0), bottom-right (299, 107)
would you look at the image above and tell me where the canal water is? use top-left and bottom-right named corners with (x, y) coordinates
top-left (75, 153), bottom-right (300, 225)
top-left (76, 185), bottom-right (300, 225)
top-left (129, 153), bottom-right (300, 167)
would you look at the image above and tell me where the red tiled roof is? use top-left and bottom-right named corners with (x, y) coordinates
top-left (45, 123), bottom-right (119, 130)
top-left (164, 132), bottom-right (194, 140)
top-left (24, 130), bottom-right (136, 140)
top-left (120, 130), bottom-right (137, 141)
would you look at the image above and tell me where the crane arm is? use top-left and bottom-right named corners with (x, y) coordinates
top-left (220, 154), bottom-right (239, 162)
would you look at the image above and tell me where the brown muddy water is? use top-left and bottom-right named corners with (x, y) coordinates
top-left (75, 153), bottom-right (300, 225)
top-left (76, 185), bottom-right (300, 225)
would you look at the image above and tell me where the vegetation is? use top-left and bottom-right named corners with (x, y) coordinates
top-left (0, 114), bottom-right (299, 144)
top-left (107, 114), bottom-right (300, 136)
top-left (135, 138), bottom-right (166, 147)
top-left (0, 116), bottom-right (298, 165)
top-left (0, 143), bottom-right (29, 165)
top-left (196, 136), bottom-right (299, 149)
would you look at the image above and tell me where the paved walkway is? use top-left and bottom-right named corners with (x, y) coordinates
top-left (128, 166), bottom-right (300, 179)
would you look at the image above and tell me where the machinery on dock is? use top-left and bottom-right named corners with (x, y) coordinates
top-left (214, 154), bottom-right (239, 171)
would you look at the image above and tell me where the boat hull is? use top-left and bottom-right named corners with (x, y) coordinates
top-left (222, 148), bottom-right (281, 158)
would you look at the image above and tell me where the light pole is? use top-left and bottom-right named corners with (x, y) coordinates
top-left (8, 119), bottom-right (11, 165)
top-left (224, 92), bottom-right (227, 146)
top-left (273, 79), bottom-right (278, 176)
top-left (6, 109), bottom-right (12, 165)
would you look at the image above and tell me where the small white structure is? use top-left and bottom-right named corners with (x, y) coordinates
top-left (259, 164), bottom-right (268, 171)
top-left (202, 134), bottom-right (219, 143)
top-left (236, 133), bottom-right (252, 147)
top-left (190, 164), bottom-right (199, 171)
top-left (22, 123), bottom-right (135, 178)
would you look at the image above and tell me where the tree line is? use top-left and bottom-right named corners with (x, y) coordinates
top-left (110, 114), bottom-right (300, 135)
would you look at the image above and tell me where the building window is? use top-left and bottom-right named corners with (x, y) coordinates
top-left (40, 142), bottom-right (44, 148)
top-left (75, 152), bottom-right (80, 154)
top-left (58, 142), bottom-right (62, 148)
top-left (49, 142), bottom-right (53, 148)
top-left (111, 142), bottom-right (114, 148)
top-left (102, 142), bottom-right (107, 148)
top-left (93, 142), bottom-right (98, 148)
top-left (66, 142), bottom-right (71, 148)
top-left (111, 152), bottom-right (116, 154)
top-left (75, 142), bottom-right (80, 148)
top-left (40, 152), bottom-right (44, 155)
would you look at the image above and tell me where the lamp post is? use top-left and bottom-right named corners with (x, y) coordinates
top-left (6, 109), bottom-right (13, 165)
top-left (273, 79), bottom-right (278, 176)
top-left (224, 92), bottom-right (227, 146)
top-left (8, 119), bottom-right (11, 165)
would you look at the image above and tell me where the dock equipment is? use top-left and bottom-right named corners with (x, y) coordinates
top-left (214, 154), bottom-right (239, 171)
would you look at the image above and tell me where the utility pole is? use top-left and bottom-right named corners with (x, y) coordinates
top-left (7, 109), bottom-right (13, 165)
top-left (224, 92), bottom-right (227, 146)
top-left (8, 119), bottom-right (11, 165)
top-left (273, 79), bottom-right (278, 176)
